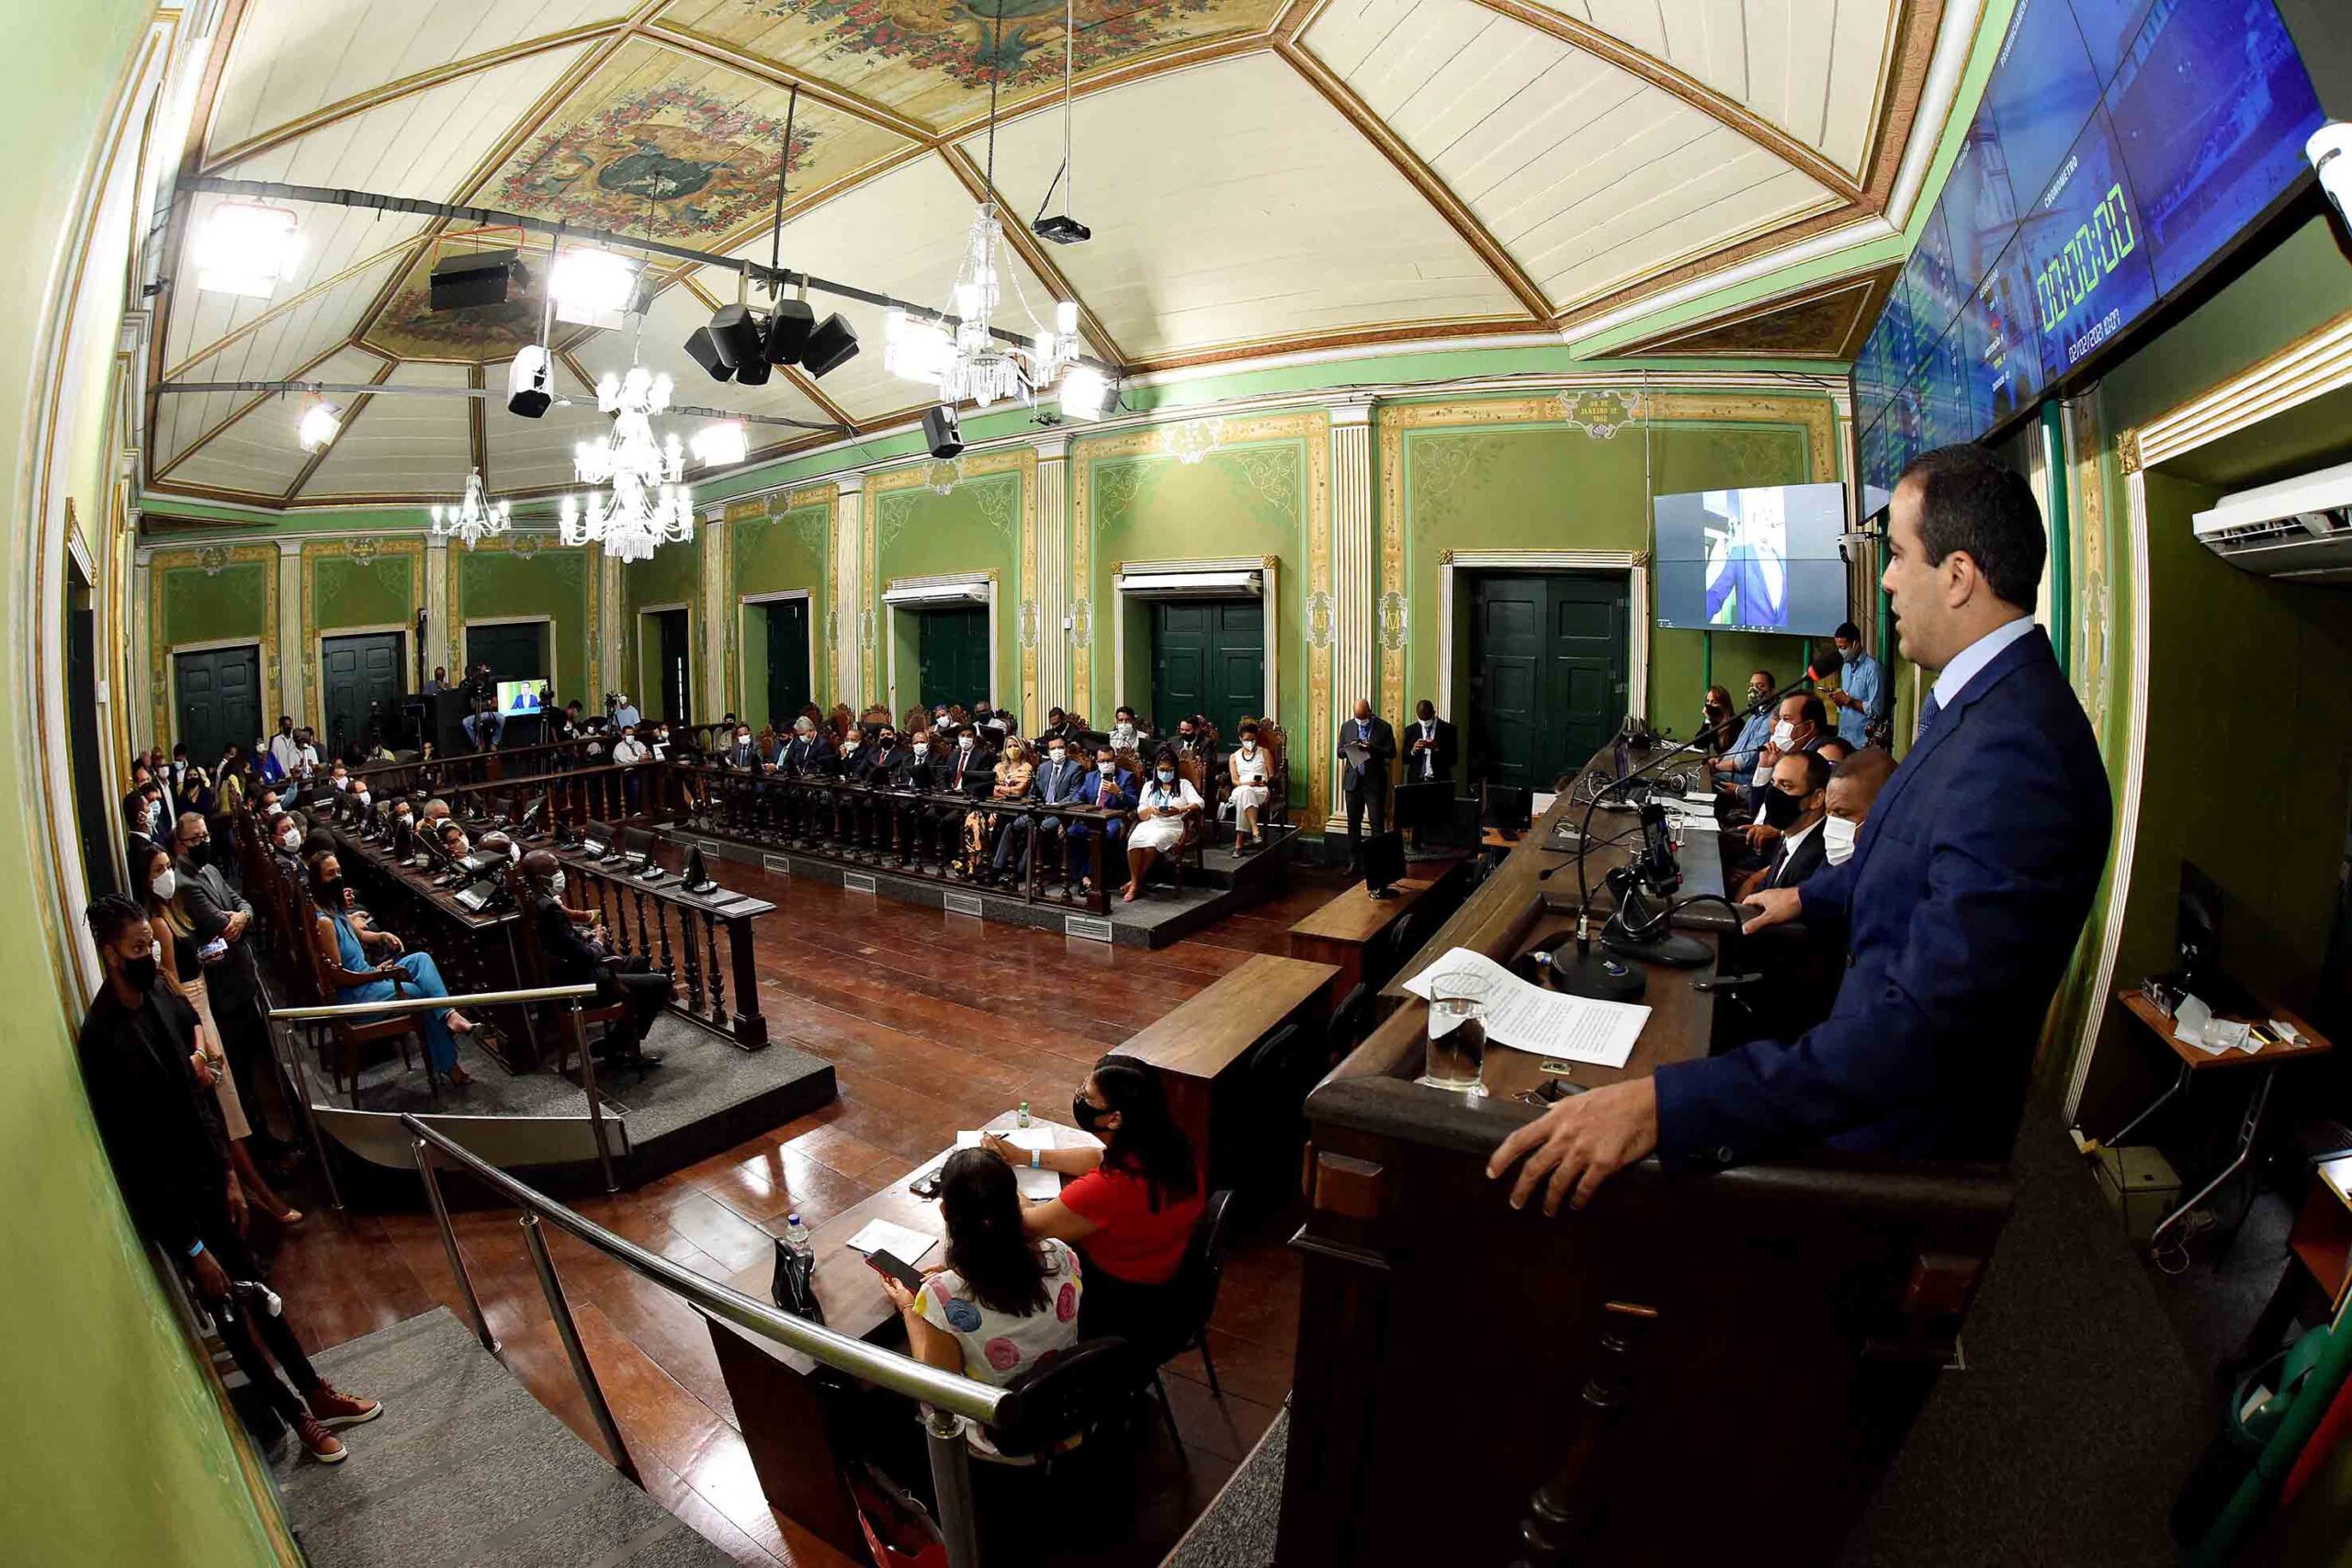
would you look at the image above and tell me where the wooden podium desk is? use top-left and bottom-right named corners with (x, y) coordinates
top-left (1278, 750), bottom-right (2016, 1568)
top-left (1287, 854), bottom-right (1470, 1011)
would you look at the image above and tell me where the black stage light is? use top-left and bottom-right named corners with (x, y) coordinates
top-left (763, 296), bottom-right (814, 366)
top-left (684, 325), bottom-right (735, 382)
top-left (922, 404), bottom-right (963, 459)
top-left (430, 249), bottom-right (517, 311)
top-left (801, 312), bottom-right (860, 377)
top-left (707, 303), bottom-right (765, 371)
top-left (1032, 214), bottom-right (1091, 245)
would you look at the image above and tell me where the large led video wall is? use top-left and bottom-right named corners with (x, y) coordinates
top-left (1855, 0), bottom-right (2324, 494)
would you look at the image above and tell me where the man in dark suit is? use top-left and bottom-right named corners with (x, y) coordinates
top-left (1069, 745), bottom-right (1138, 892)
top-left (1491, 445), bottom-right (2110, 1213)
top-left (1338, 697), bottom-right (1397, 873)
top-left (992, 734), bottom-right (1090, 885)
top-left (1400, 699), bottom-right (1457, 785)
top-left (170, 811), bottom-right (288, 1157)
top-left (519, 852), bottom-right (666, 1067)
top-left (1734, 751), bottom-right (1831, 900)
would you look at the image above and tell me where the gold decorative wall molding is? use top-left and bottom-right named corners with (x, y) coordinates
top-left (2127, 306), bottom-right (2352, 473)
top-left (148, 543), bottom-right (278, 747)
top-left (866, 446), bottom-right (1039, 722)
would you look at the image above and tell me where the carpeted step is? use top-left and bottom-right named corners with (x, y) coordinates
top-left (273, 1309), bottom-right (733, 1568)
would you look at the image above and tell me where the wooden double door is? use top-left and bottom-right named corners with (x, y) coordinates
top-left (1150, 597), bottom-right (1263, 742)
top-left (320, 631), bottom-right (403, 753)
top-left (173, 644), bottom-right (264, 766)
top-left (1467, 572), bottom-right (1629, 793)
top-left (914, 604), bottom-right (989, 714)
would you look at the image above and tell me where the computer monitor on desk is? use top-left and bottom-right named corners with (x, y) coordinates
top-left (1481, 782), bottom-right (1532, 840)
top-left (1363, 829), bottom-right (1407, 900)
top-left (1393, 780), bottom-right (1452, 854)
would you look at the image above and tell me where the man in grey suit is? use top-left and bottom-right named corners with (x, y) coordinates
top-left (171, 812), bottom-right (286, 1156)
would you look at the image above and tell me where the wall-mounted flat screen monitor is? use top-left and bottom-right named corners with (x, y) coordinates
top-left (2019, 105), bottom-right (2160, 384)
top-left (1653, 482), bottom-right (1849, 637)
top-left (495, 679), bottom-right (546, 716)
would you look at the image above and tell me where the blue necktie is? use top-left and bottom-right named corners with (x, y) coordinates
top-left (1913, 693), bottom-right (1945, 746)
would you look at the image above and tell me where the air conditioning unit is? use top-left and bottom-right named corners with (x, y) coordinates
top-left (2192, 458), bottom-right (2352, 582)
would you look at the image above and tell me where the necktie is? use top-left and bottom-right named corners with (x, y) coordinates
top-left (1913, 693), bottom-right (1945, 746)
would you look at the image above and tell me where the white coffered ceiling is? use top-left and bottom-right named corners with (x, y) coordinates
top-left (148, 0), bottom-right (1948, 508)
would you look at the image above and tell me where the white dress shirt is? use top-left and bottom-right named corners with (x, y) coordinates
top-left (1930, 615), bottom-right (2037, 712)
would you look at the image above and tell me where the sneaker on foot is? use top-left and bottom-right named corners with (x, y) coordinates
top-left (306, 1384), bottom-right (382, 1428)
top-left (296, 1415), bottom-right (348, 1464)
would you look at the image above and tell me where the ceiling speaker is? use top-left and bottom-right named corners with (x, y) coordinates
top-left (763, 298), bottom-right (814, 366)
top-left (922, 404), bottom-right (963, 459)
top-left (707, 304), bottom-right (764, 370)
top-left (684, 326), bottom-right (734, 383)
top-left (430, 249), bottom-right (516, 312)
top-left (801, 312), bottom-right (860, 378)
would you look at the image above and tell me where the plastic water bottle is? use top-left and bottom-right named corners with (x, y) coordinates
top-left (783, 1212), bottom-right (812, 1258)
top-left (1017, 1101), bottom-right (1032, 1128)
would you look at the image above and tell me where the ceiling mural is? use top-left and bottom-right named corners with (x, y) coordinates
top-left (485, 39), bottom-right (909, 237)
top-left (142, 0), bottom-right (1956, 508)
top-left (654, 0), bottom-right (1286, 129)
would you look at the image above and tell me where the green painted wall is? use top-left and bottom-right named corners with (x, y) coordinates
top-left (159, 561), bottom-right (269, 649)
top-left (729, 498), bottom-right (831, 719)
top-left (621, 532), bottom-right (700, 716)
top-left (874, 468), bottom-right (1021, 714)
top-left (6, 2), bottom-right (288, 1562)
top-left (453, 545), bottom-right (594, 706)
top-left (311, 553), bottom-right (414, 631)
top-left (1388, 413), bottom-right (1823, 739)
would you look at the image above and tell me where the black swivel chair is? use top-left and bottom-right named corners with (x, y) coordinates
top-left (981, 1337), bottom-right (1146, 1472)
top-left (1149, 1188), bottom-right (1238, 1436)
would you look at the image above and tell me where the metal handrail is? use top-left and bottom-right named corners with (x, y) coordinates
top-left (396, 1113), bottom-right (1009, 1426)
top-left (268, 983), bottom-right (596, 1019)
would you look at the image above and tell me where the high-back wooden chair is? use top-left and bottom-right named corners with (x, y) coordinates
top-left (502, 866), bottom-right (624, 1078)
top-left (293, 897), bottom-right (431, 1099)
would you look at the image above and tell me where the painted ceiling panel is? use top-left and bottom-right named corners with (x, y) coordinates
top-left (965, 55), bottom-right (1526, 359)
top-left (300, 361), bottom-right (477, 499)
top-left (650, 0), bottom-right (1287, 133)
top-left (206, 0), bottom-right (631, 161)
top-left (1306, 0), bottom-right (1836, 312)
top-left (162, 346), bottom-right (390, 498)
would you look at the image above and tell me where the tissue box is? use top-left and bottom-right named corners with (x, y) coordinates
top-left (2095, 1145), bottom-right (2180, 1244)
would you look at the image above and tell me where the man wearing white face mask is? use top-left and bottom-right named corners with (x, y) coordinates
top-left (520, 850), bottom-right (667, 1068)
top-left (1820, 748), bottom-right (1896, 869)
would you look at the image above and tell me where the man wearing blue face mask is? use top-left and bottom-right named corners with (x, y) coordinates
top-left (1826, 621), bottom-right (1887, 746)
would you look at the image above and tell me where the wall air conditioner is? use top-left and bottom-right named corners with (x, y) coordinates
top-left (1113, 570), bottom-right (1262, 598)
top-left (880, 581), bottom-right (989, 605)
top-left (2192, 459), bottom-right (2352, 582)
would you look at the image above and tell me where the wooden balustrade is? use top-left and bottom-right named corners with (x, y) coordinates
top-left (431, 763), bottom-right (674, 833)
top-left (552, 845), bottom-right (769, 1048)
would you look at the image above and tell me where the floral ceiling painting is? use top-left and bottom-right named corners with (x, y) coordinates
top-left (364, 232), bottom-right (555, 362)
top-left (654, 0), bottom-right (1286, 130)
top-left (484, 39), bottom-right (912, 240)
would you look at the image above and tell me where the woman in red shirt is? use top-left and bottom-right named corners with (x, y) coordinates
top-left (987, 1055), bottom-right (1202, 1356)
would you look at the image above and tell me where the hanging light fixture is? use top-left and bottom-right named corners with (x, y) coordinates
top-left (562, 366), bottom-right (693, 564)
top-left (295, 398), bottom-right (340, 452)
top-left (193, 200), bottom-right (304, 297)
top-left (430, 468), bottom-right (512, 549)
top-left (883, 0), bottom-right (1086, 411)
top-left (689, 421), bottom-right (748, 468)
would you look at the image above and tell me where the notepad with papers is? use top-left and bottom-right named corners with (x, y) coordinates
top-left (1402, 947), bottom-right (1648, 1069)
top-left (956, 1125), bottom-right (1061, 1200)
top-left (846, 1219), bottom-right (936, 1266)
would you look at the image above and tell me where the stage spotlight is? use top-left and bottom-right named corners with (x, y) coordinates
top-left (549, 248), bottom-right (638, 329)
top-left (684, 325), bottom-right (734, 382)
top-left (800, 312), bottom-right (860, 378)
top-left (922, 404), bottom-right (963, 459)
top-left (507, 345), bottom-right (552, 417)
top-left (296, 399), bottom-right (341, 453)
top-left (193, 201), bottom-right (303, 298)
top-left (1058, 364), bottom-right (1113, 421)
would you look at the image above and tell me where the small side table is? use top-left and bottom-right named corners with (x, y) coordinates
top-left (2097, 988), bottom-right (2333, 1254)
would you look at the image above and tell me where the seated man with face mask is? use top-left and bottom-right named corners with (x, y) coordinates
top-left (1734, 752), bottom-right (1832, 901)
top-left (1727, 750), bottom-right (1889, 1041)
top-left (1820, 747), bottom-right (1897, 875)
top-left (518, 850), bottom-right (667, 1068)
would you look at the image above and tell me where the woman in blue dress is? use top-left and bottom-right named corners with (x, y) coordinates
top-left (305, 852), bottom-right (478, 1087)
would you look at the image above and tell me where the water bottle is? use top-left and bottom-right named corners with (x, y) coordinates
top-left (1016, 1101), bottom-right (1032, 1129)
top-left (782, 1212), bottom-right (812, 1258)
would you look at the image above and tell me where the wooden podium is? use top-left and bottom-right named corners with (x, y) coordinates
top-left (1277, 750), bottom-right (2016, 1566)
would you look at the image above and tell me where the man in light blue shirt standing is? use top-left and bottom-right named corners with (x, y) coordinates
top-left (1828, 622), bottom-right (1885, 746)
top-left (1707, 669), bottom-right (1778, 789)
top-left (612, 694), bottom-right (641, 730)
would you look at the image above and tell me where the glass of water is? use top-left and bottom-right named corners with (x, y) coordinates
top-left (1418, 976), bottom-right (1488, 1095)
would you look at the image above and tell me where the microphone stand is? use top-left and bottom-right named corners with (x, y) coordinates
top-left (1537, 675), bottom-right (1814, 999)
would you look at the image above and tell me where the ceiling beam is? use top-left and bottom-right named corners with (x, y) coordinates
top-left (152, 338), bottom-right (354, 483)
top-left (1273, 39), bottom-right (1555, 324)
top-left (1464, 0), bottom-right (1866, 202)
top-left (278, 357), bottom-right (398, 503)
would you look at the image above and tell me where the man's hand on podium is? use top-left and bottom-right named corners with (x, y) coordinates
top-left (1740, 886), bottom-right (1802, 935)
top-left (1487, 1078), bottom-right (1658, 1214)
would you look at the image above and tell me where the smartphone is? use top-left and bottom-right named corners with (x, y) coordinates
top-left (866, 1250), bottom-right (924, 1293)
top-left (909, 1169), bottom-right (944, 1201)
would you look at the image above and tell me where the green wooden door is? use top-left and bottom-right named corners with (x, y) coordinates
top-left (915, 605), bottom-right (988, 712)
top-left (1150, 598), bottom-right (1263, 740)
top-left (172, 645), bottom-right (263, 769)
top-left (1468, 573), bottom-right (1628, 791)
top-left (320, 631), bottom-right (402, 754)
top-left (650, 608), bottom-right (693, 724)
top-left (465, 622), bottom-right (546, 686)
top-left (763, 599), bottom-right (811, 725)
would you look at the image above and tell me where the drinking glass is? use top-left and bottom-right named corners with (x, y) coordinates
top-left (1418, 976), bottom-right (1488, 1095)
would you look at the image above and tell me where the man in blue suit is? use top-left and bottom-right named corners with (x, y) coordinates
top-left (1491, 445), bottom-right (2110, 1213)
top-left (991, 734), bottom-right (1091, 884)
top-left (1068, 744), bottom-right (1138, 893)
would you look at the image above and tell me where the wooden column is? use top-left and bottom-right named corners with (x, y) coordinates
top-left (834, 474), bottom-right (865, 705)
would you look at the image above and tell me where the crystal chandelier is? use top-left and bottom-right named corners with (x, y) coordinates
top-left (430, 468), bottom-right (512, 549)
top-left (561, 366), bottom-right (693, 564)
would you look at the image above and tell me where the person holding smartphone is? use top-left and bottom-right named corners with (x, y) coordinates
top-left (874, 1148), bottom-right (1081, 1457)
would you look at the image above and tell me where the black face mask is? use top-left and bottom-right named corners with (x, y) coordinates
top-left (316, 877), bottom-right (346, 907)
top-left (121, 953), bottom-right (160, 994)
top-left (1070, 1094), bottom-right (1105, 1135)
top-left (1761, 789), bottom-right (1805, 829)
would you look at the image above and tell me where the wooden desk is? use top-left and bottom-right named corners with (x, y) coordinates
top-left (707, 1112), bottom-right (1091, 1559)
top-left (1116, 953), bottom-right (1337, 1196)
top-left (1277, 745), bottom-right (2018, 1568)
top-left (2290, 1156), bottom-right (2352, 1311)
top-left (1287, 856), bottom-right (1468, 1010)
top-left (2102, 987), bottom-right (2334, 1254)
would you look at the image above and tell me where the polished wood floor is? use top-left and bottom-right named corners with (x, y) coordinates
top-left (262, 861), bottom-right (1350, 1567)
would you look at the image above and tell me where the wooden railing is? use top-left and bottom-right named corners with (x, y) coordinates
top-left (669, 761), bottom-right (1120, 915)
top-left (550, 849), bottom-right (770, 1049)
top-left (433, 763), bottom-right (677, 833)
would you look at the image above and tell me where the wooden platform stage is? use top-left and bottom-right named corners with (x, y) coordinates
top-left (252, 855), bottom-right (1351, 1568)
